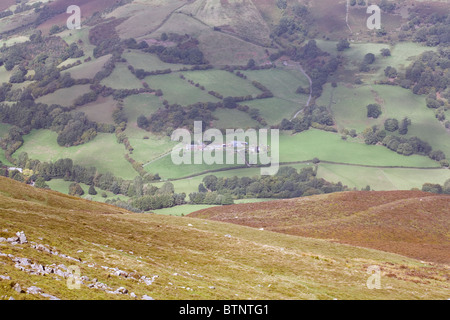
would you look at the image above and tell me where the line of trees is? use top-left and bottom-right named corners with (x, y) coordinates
top-left (191, 166), bottom-right (347, 200)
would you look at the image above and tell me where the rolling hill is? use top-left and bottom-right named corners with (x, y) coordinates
top-left (0, 177), bottom-right (449, 300)
top-left (189, 190), bottom-right (450, 264)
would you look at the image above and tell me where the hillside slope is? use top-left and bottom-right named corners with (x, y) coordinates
top-left (0, 177), bottom-right (449, 300)
top-left (189, 191), bottom-right (450, 264)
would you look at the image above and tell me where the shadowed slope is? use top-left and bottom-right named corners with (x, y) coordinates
top-left (190, 191), bottom-right (450, 264)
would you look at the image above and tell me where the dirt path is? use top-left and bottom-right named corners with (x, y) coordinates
top-left (346, 0), bottom-right (353, 34)
top-left (287, 62), bottom-right (313, 121)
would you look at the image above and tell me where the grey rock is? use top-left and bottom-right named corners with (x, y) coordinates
top-left (26, 286), bottom-right (42, 294)
top-left (13, 283), bottom-right (23, 293)
top-left (0, 275), bottom-right (11, 280)
top-left (16, 231), bottom-right (27, 244)
top-left (142, 295), bottom-right (154, 300)
top-left (0, 237), bottom-right (6, 242)
top-left (6, 237), bottom-right (19, 243)
top-left (116, 287), bottom-right (128, 294)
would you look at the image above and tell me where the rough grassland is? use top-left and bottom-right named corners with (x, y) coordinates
top-left (190, 190), bottom-right (450, 264)
top-left (1, 177), bottom-right (449, 300)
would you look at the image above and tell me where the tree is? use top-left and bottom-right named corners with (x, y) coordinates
top-left (88, 185), bottom-right (98, 195)
top-left (69, 183), bottom-right (84, 196)
top-left (366, 104), bottom-right (382, 118)
top-left (137, 115), bottom-right (149, 128)
top-left (337, 39), bottom-right (350, 51)
top-left (422, 183), bottom-right (442, 194)
top-left (223, 97), bottom-right (237, 109)
top-left (363, 53), bottom-right (376, 65)
top-left (34, 177), bottom-right (49, 189)
top-left (246, 58), bottom-right (256, 69)
top-left (384, 66), bottom-right (397, 78)
top-left (384, 118), bottom-right (399, 132)
top-left (398, 117), bottom-right (410, 135)
top-left (443, 179), bottom-right (450, 194)
top-left (380, 48), bottom-right (391, 57)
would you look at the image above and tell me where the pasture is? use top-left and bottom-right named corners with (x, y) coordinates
top-left (14, 130), bottom-right (137, 180)
top-left (36, 84), bottom-right (92, 107)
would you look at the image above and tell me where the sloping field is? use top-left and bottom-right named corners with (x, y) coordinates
top-left (0, 177), bottom-right (449, 300)
top-left (190, 190), bottom-right (450, 264)
top-left (37, 0), bottom-right (117, 34)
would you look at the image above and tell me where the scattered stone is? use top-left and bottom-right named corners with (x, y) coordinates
top-left (142, 295), bottom-right (154, 300)
top-left (209, 286), bottom-right (215, 290)
top-left (77, 250), bottom-right (83, 253)
top-left (130, 292), bottom-right (137, 298)
top-left (116, 287), bottom-right (128, 294)
top-left (16, 231), bottom-right (27, 244)
top-left (224, 234), bottom-right (232, 238)
top-left (0, 237), bottom-right (6, 242)
top-left (140, 275), bottom-right (158, 285)
top-left (40, 293), bottom-right (60, 300)
top-left (0, 275), bottom-right (11, 280)
top-left (13, 283), bottom-right (23, 293)
top-left (6, 237), bottom-right (19, 244)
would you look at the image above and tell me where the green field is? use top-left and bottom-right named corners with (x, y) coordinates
top-left (242, 67), bottom-right (310, 102)
top-left (100, 63), bottom-right (144, 90)
top-left (46, 179), bottom-right (130, 203)
top-left (144, 73), bottom-right (220, 105)
top-left (317, 84), bottom-right (450, 158)
top-left (212, 108), bottom-right (260, 129)
top-left (15, 130), bottom-right (138, 180)
top-left (123, 50), bottom-right (186, 72)
top-left (36, 84), bottom-right (92, 107)
top-left (77, 96), bottom-right (117, 124)
top-left (62, 54), bottom-right (112, 80)
top-left (182, 69), bottom-right (261, 97)
top-left (244, 97), bottom-right (302, 125)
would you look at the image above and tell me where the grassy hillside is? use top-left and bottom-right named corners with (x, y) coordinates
top-left (0, 177), bottom-right (449, 300)
top-left (190, 190), bottom-right (450, 264)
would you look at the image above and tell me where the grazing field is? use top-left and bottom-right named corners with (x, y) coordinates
top-left (242, 67), bottom-right (310, 102)
top-left (151, 204), bottom-right (218, 216)
top-left (212, 108), bottom-right (260, 129)
top-left (111, 0), bottom-right (185, 39)
top-left (35, 85), bottom-right (92, 107)
top-left (14, 130), bottom-right (137, 180)
top-left (2, 177), bottom-right (449, 300)
top-left (190, 190), bottom-right (450, 264)
top-left (279, 129), bottom-right (439, 167)
top-left (244, 98), bottom-right (302, 125)
top-left (0, 122), bottom-right (11, 138)
top-left (122, 50), bottom-right (186, 72)
top-left (76, 96), bottom-right (117, 124)
top-left (317, 84), bottom-right (450, 158)
top-left (123, 93), bottom-right (164, 124)
top-left (145, 128), bottom-right (440, 181)
top-left (100, 63), bottom-right (144, 90)
top-left (62, 54), bottom-right (112, 80)
top-left (0, 66), bottom-right (12, 84)
top-left (317, 163), bottom-right (450, 191)
top-left (46, 179), bottom-right (130, 203)
top-left (59, 27), bottom-right (96, 59)
top-left (144, 73), bottom-right (220, 105)
top-left (182, 69), bottom-right (261, 97)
